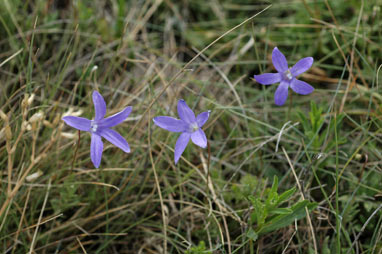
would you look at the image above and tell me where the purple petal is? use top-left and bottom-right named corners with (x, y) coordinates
top-left (196, 111), bottom-right (210, 127)
top-left (153, 116), bottom-right (188, 132)
top-left (290, 79), bottom-right (314, 95)
top-left (191, 129), bottom-right (207, 148)
top-left (177, 100), bottom-right (195, 124)
top-left (62, 116), bottom-right (91, 131)
top-left (274, 81), bottom-right (289, 106)
top-left (91, 133), bottom-right (103, 168)
top-left (290, 57), bottom-right (313, 77)
top-left (174, 132), bottom-right (191, 164)
top-left (92, 91), bottom-right (107, 121)
top-left (99, 128), bottom-right (130, 153)
top-left (254, 73), bottom-right (281, 85)
top-left (272, 47), bottom-right (288, 73)
top-left (100, 106), bottom-right (132, 128)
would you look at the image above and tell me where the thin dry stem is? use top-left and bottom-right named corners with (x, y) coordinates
top-left (282, 147), bottom-right (318, 254)
top-left (200, 151), bottom-right (232, 254)
top-left (12, 187), bottom-right (32, 254)
top-left (29, 178), bottom-right (52, 253)
top-left (128, 5), bottom-right (272, 136)
top-left (148, 108), bottom-right (168, 253)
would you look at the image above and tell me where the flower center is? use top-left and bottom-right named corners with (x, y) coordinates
top-left (190, 123), bottom-right (199, 133)
top-left (90, 122), bottom-right (98, 132)
top-left (283, 69), bottom-right (293, 81)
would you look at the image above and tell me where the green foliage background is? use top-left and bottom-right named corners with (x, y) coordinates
top-left (0, 0), bottom-right (382, 253)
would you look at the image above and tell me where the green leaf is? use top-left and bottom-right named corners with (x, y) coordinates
top-left (270, 208), bottom-right (293, 215)
top-left (265, 176), bottom-right (279, 207)
top-left (277, 187), bottom-right (296, 205)
top-left (185, 241), bottom-right (212, 254)
top-left (257, 200), bottom-right (317, 235)
top-left (265, 189), bottom-right (278, 208)
top-left (271, 175), bottom-right (278, 194)
top-left (247, 195), bottom-right (256, 205)
top-left (246, 228), bottom-right (258, 241)
top-left (253, 198), bottom-right (266, 226)
top-left (322, 236), bottom-right (331, 254)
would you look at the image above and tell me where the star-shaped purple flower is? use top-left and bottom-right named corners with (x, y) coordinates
top-left (62, 91), bottom-right (132, 168)
top-left (153, 99), bottom-right (210, 164)
top-left (254, 47), bottom-right (314, 106)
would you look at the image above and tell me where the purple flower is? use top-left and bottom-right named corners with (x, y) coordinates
top-left (62, 91), bottom-right (132, 168)
top-left (254, 47), bottom-right (314, 106)
top-left (153, 100), bottom-right (210, 164)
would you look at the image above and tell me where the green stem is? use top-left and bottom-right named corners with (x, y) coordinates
top-left (335, 113), bottom-right (341, 252)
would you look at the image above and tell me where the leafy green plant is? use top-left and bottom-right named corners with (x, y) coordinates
top-left (247, 176), bottom-right (316, 236)
top-left (50, 177), bottom-right (80, 215)
top-left (230, 174), bottom-right (264, 202)
top-left (297, 101), bottom-right (345, 151)
top-left (185, 241), bottom-right (212, 254)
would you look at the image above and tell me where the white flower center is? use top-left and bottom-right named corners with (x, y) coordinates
top-left (91, 123), bottom-right (98, 132)
top-left (190, 123), bottom-right (199, 133)
top-left (283, 69), bottom-right (293, 81)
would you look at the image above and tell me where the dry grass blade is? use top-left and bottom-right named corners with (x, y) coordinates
top-left (29, 178), bottom-right (52, 253)
top-left (0, 48), bottom-right (23, 68)
top-left (128, 5), bottom-right (272, 136)
top-left (282, 147), bottom-right (317, 254)
top-left (1, 1), bottom-right (379, 253)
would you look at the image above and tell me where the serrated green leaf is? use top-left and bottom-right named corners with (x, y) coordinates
top-left (266, 190), bottom-right (278, 208)
top-left (253, 198), bottom-right (266, 226)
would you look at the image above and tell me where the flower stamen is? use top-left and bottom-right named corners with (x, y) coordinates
top-left (91, 123), bottom-right (98, 132)
top-left (190, 123), bottom-right (199, 133)
top-left (283, 69), bottom-right (293, 81)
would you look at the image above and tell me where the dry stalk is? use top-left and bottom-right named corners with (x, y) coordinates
top-left (282, 147), bottom-right (318, 254)
top-left (0, 107), bottom-right (60, 218)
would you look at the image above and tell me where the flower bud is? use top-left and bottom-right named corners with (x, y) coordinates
top-left (0, 128), bottom-right (4, 140)
top-left (355, 153), bottom-right (362, 161)
top-left (27, 93), bottom-right (35, 105)
top-left (61, 132), bottom-right (76, 139)
top-left (29, 111), bottom-right (44, 123)
top-left (21, 121), bottom-right (28, 131)
top-left (43, 120), bottom-right (53, 128)
top-left (72, 109), bottom-right (83, 117)
top-left (0, 110), bottom-right (8, 122)
top-left (91, 65), bottom-right (98, 72)
top-left (62, 108), bottom-right (74, 117)
top-left (26, 170), bottom-right (43, 182)
top-left (21, 94), bottom-right (29, 109)
top-left (5, 126), bottom-right (12, 140)
top-left (63, 108), bottom-right (83, 117)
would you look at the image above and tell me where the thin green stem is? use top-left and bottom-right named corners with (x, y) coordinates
top-left (335, 113), bottom-right (341, 253)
